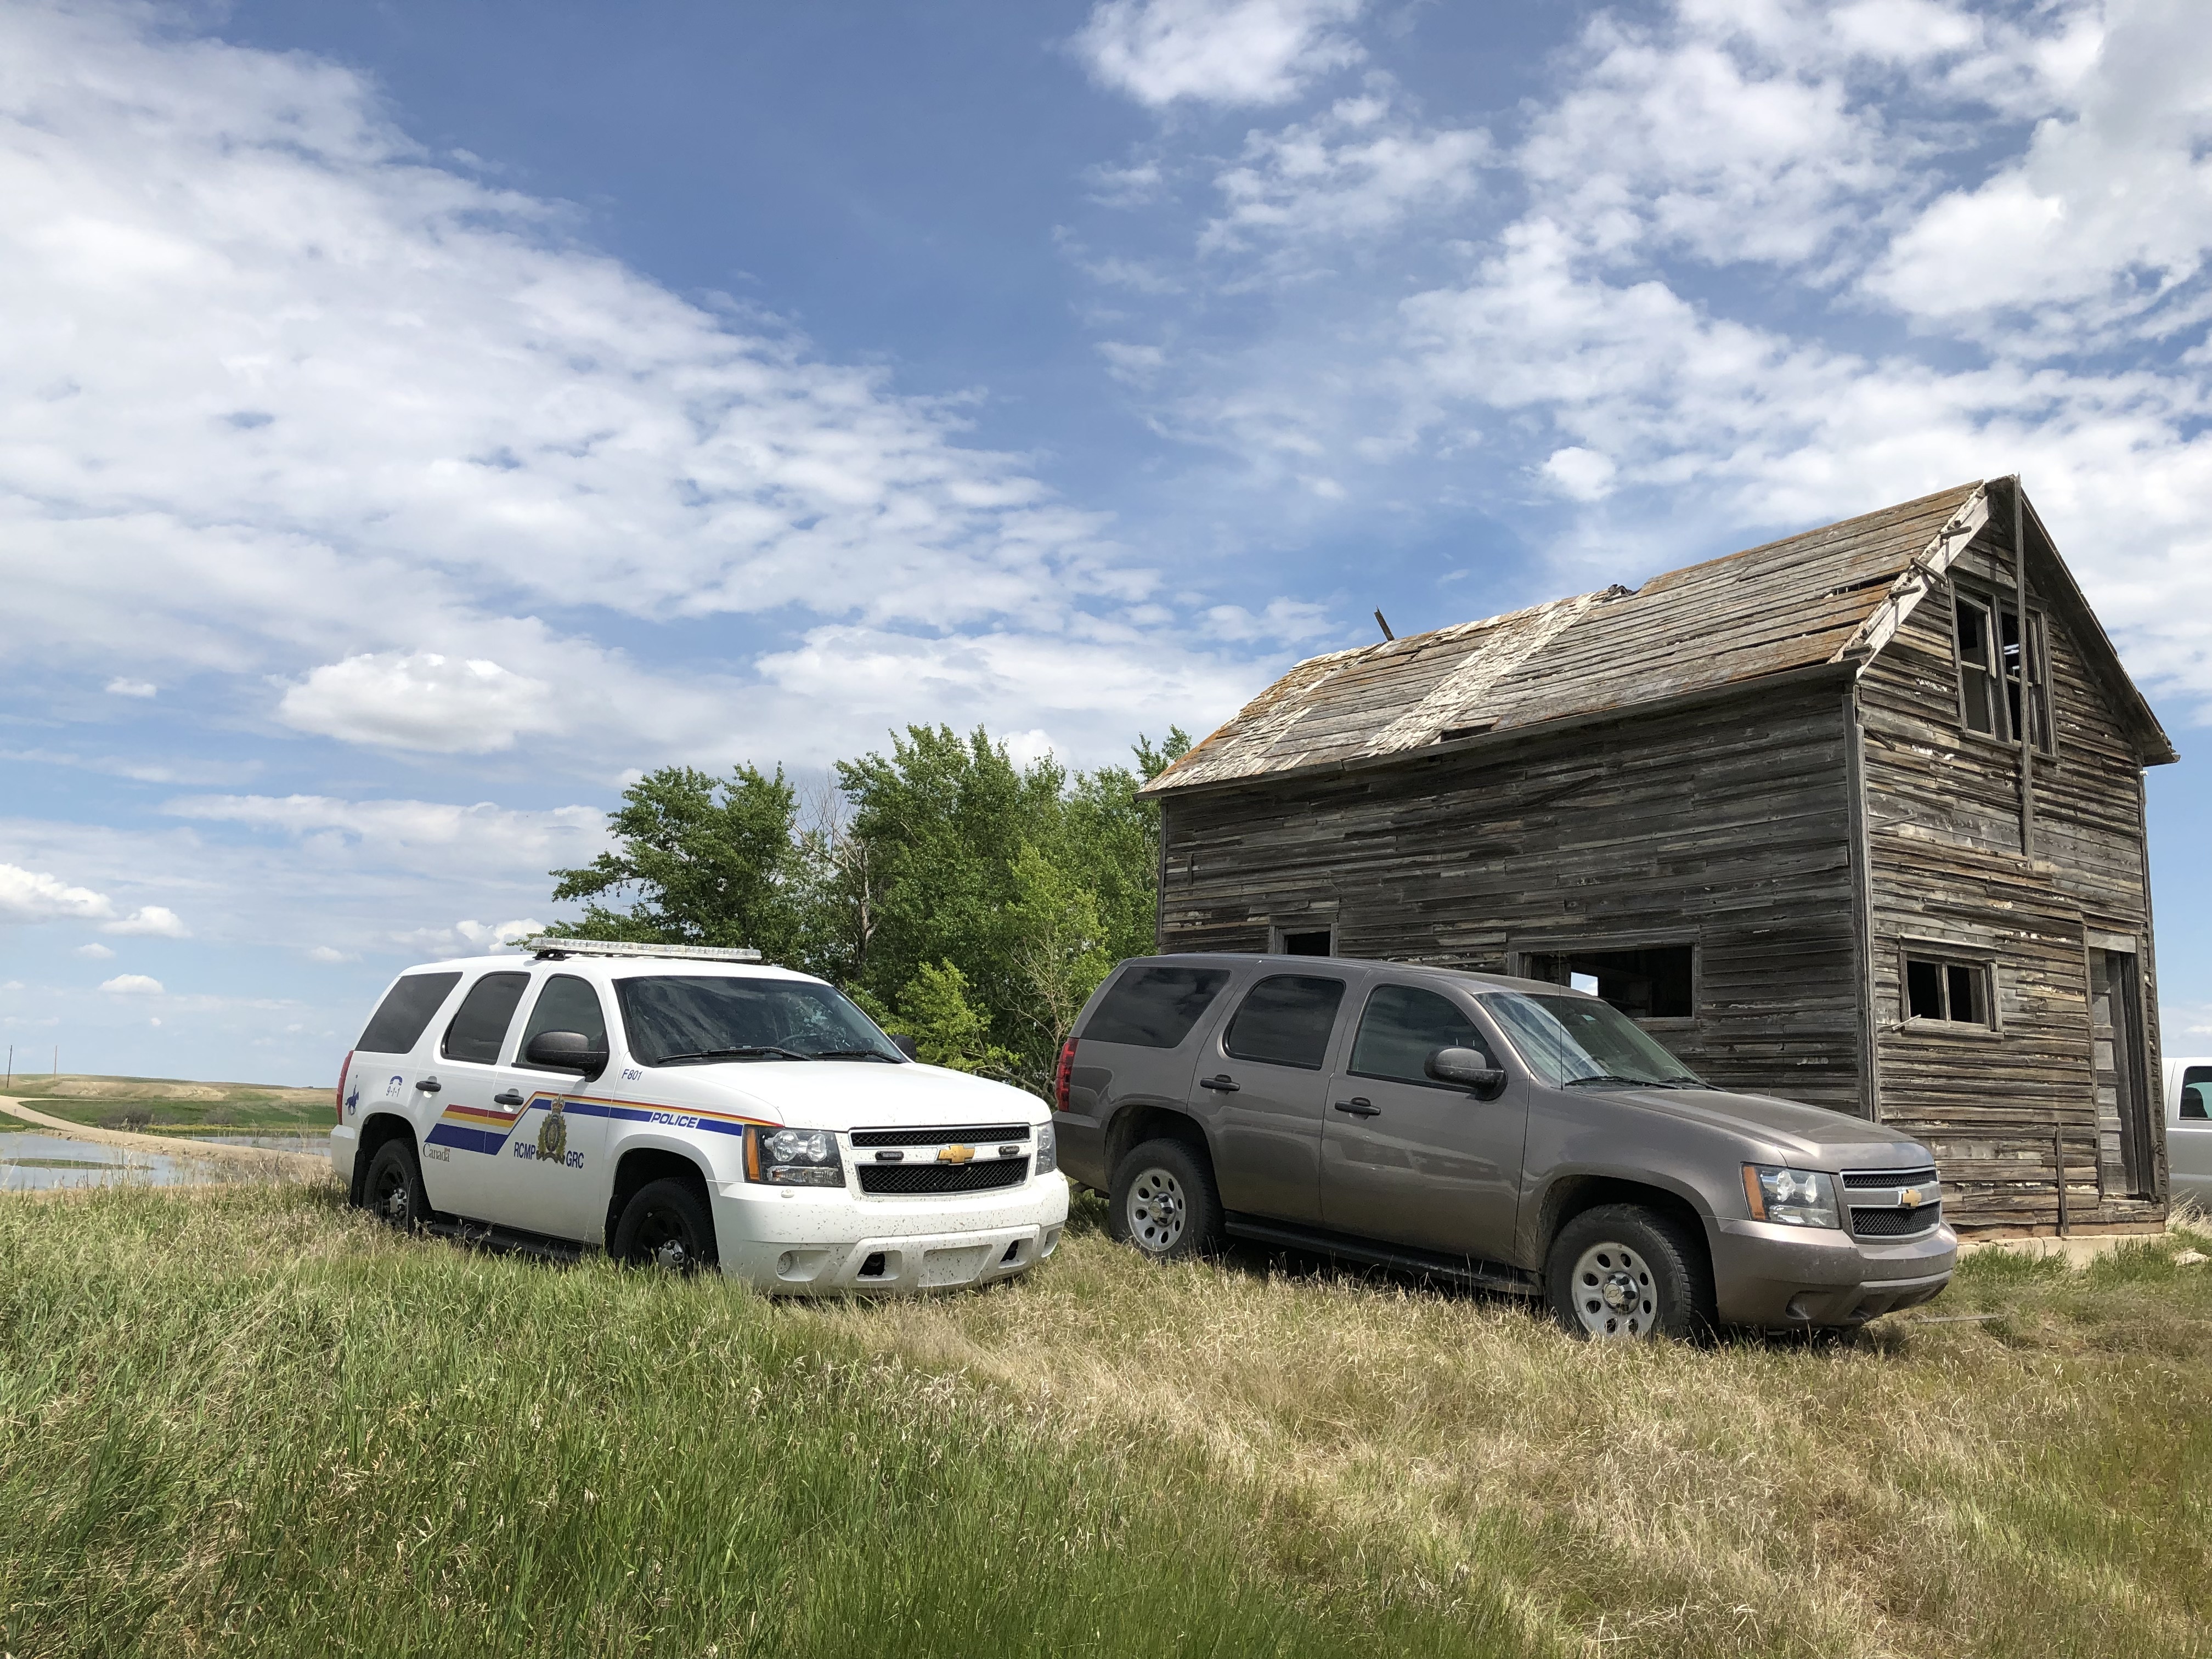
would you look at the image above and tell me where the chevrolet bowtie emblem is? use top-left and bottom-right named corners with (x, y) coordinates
top-left (1898, 1187), bottom-right (1923, 1209)
top-left (937, 1144), bottom-right (975, 1165)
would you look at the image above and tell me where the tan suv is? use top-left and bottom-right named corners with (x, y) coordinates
top-left (1051, 955), bottom-right (1954, 1338)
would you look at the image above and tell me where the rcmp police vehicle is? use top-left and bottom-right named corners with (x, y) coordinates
top-left (330, 939), bottom-right (1068, 1292)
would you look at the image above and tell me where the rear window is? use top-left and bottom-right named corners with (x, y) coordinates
top-left (441, 972), bottom-right (532, 1065)
top-left (356, 972), bottom-right (462, 1055)
top-left (1082, 966), bottom-right (1232, 1049)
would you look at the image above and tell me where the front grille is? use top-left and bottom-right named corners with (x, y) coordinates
top-left (1844, 1166), bottom-right (1938, 1190)
top-left (858, 1159), bottom-right (1029, 1195)
top-left (1852, 1204), bottom-right (1941, 1238)
top-left (850, 1123), bottom-right (1030, 1148)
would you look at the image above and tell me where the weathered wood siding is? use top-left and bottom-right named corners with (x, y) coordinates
top-left (1160, 679), bottom-right (1868, 1111)
top-left (1853, 512), bottom-right (2164, 1228)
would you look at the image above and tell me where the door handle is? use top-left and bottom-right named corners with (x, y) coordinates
top-left (1333, 1098), bottom-right (1380, 1118)
top-left (493, 1090), bottom-right (524, 1107)
top-left (414, 1077), bottom-right (441, 1094)
top-left (1199, 1075), bottom-right (1240, 1093)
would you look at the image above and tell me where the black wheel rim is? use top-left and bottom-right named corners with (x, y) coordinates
top-left (370, 1160), bottom-right (411, 1226)
top-left (631, 1201), bottom-right (700, 1271)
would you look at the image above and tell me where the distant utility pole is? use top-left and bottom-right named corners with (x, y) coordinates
top-left (4, 1045), bottom-right (11, 1090)
top-left (53, 1045), bottom-right (58, 1076)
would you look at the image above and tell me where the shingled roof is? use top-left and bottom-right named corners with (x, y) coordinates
top-left (1142, 480), bottom-right (2173, 798)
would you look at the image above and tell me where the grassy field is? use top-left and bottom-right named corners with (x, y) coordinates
top-left (0, 1074), bottom-right (331, 1132)
top-left (2, 1181), bottom-right (2209, 1658)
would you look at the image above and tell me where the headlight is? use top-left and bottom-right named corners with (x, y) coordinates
top-left (746, 1126), bottom-right (844, 1188)
top-left (1743, 1164), bottom-right (1839, 1229)
top-left (1034, 1121), bottom-right (1057, 1175)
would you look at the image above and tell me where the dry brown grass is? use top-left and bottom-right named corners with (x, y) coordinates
top-left (792, 1195), bottom-right (2212, 1658)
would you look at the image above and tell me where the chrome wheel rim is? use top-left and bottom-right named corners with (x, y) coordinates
top-left (1570, 1240), bottom-right (1658, 1339)
top-left (1126, 1167), bottom-right (1186, 1253)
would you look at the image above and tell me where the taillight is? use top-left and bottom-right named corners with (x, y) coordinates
top-left (335, 1049), bottom-right (354, 1125)
top-left (1053, 1037), bottom-right (1077, 1114)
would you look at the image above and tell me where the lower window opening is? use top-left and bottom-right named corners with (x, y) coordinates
top-left (1524, 945), bottom-right (1694, 1019)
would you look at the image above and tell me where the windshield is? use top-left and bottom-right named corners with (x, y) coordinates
top-left (616, 975), bottom-right (902, 1065)
top-left (1479, 991), bottom-right (1703, 1089)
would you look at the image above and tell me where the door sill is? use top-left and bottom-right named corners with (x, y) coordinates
top-left (1221, 1214), bottom-right (1536, 1295)
top-left (426, 1215), bottom-right (594, 1263)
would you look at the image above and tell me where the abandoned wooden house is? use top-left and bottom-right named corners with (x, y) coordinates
top-left (1138, 478), bottom-right (2177, 1233)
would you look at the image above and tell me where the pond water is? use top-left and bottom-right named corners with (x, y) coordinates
top-left (0, 1126), bottom-right (325, 1190)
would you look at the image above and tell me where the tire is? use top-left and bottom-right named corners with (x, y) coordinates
top-left (613, 1177), bottom-right (719, 1273)
top-left (363, 1139), bottom-right (432, 1231)
top-left (1544, 1203), bottom-right (1714, 1341)
top-left (1107, 1137), bottom-right (1222, 1262)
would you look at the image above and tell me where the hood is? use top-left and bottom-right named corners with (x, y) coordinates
top-left (1601, 1085), bottom-right (1932, 1168)
top-left (658, 1059), bottom-right (1045, 1132)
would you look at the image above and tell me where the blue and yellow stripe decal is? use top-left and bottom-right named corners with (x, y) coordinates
top-left (427, 1091), bottom-right (775, 1156)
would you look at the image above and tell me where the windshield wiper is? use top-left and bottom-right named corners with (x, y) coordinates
top-left (1562, 1073), bottom-right (1683, 1090)
top-left (808, 1048), bottom-right (902, 1063)
top-left (653, 1045), bottom-right (814, 1065)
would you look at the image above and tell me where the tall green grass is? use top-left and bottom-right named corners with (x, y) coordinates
top-left (0, 1182), bottom-right (1531, 1658)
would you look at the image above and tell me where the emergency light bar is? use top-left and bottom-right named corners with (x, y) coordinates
top-left (521, 936), bottom-right (763, 963)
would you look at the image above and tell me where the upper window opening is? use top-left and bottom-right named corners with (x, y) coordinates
top-left (1904, 954), bottom-right (1991, 1028)
top-left (1955, 589), bottom-right (2053, 753)
top-left (1524, 946), bottom-right (1694, 1020)
top-left (1277, 928), bottom-right (1334, 957)
top-left (1082, 966), bottom-right (1231, 1049)
top-left (1222, 974), bottom-right (1346, 1070)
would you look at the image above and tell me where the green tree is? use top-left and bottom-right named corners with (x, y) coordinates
top-left (891, 960), bottom-right (1019, 1077)
top-left (545, 765), bottom-right (803, 960)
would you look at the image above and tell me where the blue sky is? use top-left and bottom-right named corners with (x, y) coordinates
top-left (1, 0), bottom-right (2206, 1085)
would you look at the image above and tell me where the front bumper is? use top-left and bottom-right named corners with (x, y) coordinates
top-left (1710, 1216), bottom-right (1957, 1328)
top-left (709, 1172), bottom-right (1071, 1295)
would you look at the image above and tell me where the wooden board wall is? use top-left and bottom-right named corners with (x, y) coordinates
top-left (1160, 679), bottom-right (1869, 1111)
top-left (1853, 510), bottom-right (2165, 1228)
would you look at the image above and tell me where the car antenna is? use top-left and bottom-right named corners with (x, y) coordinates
top-left (1373, 608), bottom-right (1395, 641)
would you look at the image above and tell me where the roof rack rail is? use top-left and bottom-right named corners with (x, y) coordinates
top-left (520, 936), bottom-right (763, 963)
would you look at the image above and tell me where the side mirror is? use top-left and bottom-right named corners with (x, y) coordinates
top-left (1426, 1046), bottom-right (1506, 1099)
top-left (524, 1030), bottom-right (610, 1076)
top-left (888, 1033), bottom-right (921, 1061)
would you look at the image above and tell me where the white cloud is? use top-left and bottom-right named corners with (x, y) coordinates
top-left (0, 862), bottom-right (114, 924)
top-left (73, 942), bottom-right (114, 960)
top-left (162, 793), bottom-right (605, 864)
top-left (276, 652), bottom-right (561, 754)
top-left (0, 2), bottom-right (1258, 778)
top-left (102, 905), bottom-right (190, 938)
top-left (306, 945), bottom-right (357, 964)
top-left (1541, 447), bottom-right (1618, 502)
top-left (392, 918), bottom-right (544, 958)
top-left (1865, 0), bottom-right (2212, 347)
top-left (1075, 0), bottom-right (1366, 108)
top-left (104, 677), bottom-right (156, 697)
top-left (100, 973), bottom-right (163, 996)
top-left (1205, 91), bottom-right (1489, 252)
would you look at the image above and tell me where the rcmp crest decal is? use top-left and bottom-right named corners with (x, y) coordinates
top-left (536, 1097), bottom-right (569, 1167)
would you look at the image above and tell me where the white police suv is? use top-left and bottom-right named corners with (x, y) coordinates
top-left (329, 939), bottom-right (1068, 1292)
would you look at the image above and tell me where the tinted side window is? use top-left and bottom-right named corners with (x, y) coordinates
top-left (1083, 966), bottom-right (1231, 1048)
top-left (1350, 985), bottom-right (1490, 1085)
top-left (357, 972), bottom-right (462, 1054)
top-left (1222, 974), bottom-right (1346, 1070)
top-left (517, 974), bottom-right (608, 1069)
top-left (2185, 1065), bottom-right (2212, 1121)
top-left (441, 972), bottom-right (532, 1065)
